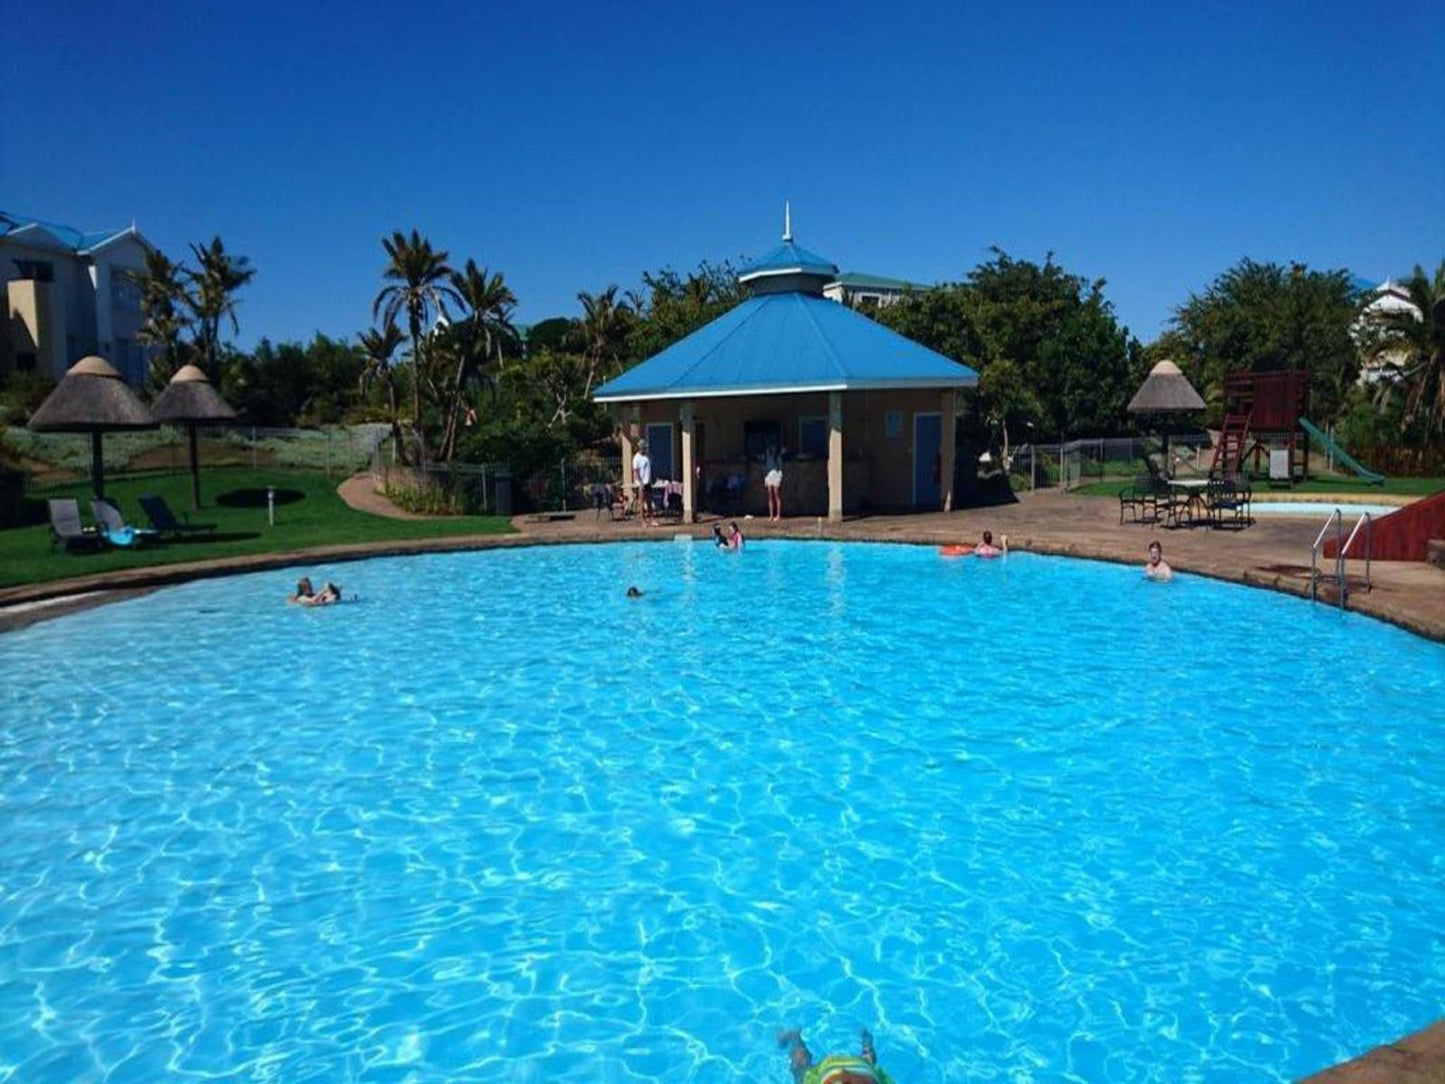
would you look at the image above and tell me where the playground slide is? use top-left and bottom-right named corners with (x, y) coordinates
top-left (1299, 418), bottom-right (1386, 485)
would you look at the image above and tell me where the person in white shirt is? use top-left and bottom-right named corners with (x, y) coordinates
top-left (631, 440), bottom-right (654, 525)
top-left (764, 443), bottom-right (784, 523)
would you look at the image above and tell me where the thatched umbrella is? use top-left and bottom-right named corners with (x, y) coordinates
top-left (1128, 360), bottom-right (1205, 477)
top-left (152, 364), bottom-right (239, 509)
top-left (27, 355), bottom-right (156, 500)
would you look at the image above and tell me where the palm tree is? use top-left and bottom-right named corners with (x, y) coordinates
top-left (1366, 261), bottom-right (1445, 443)
top-left (127, 248), bottom-right (193, 389)
top-left (186, 236), bottom-right (256, 380)
top-left (358, 318), bottom-right (406, 459)
top-left (373, 230), bottom-right (458, 461)
top-left (438, 260), bottom-right (518, 462)
top-left (575, 285), bottom-right (634, 399)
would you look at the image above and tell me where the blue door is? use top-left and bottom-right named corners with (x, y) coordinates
top-left (646, 423), bottom-right (674, 482)
top-left (913, 413), bottom-right (941, 508)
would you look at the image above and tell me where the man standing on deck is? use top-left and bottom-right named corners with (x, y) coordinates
top-left (632, 439), bottom-right (655, 526)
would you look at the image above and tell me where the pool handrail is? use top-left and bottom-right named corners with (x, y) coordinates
top-left (1310, 507), bottom-right (1373, 609)
top-left (1340, 510), bottom-right (1373, 599)
top-left (1309, 508), bottom-right (1342, 605)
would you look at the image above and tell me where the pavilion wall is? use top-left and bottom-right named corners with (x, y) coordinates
top-left (626, 387), bottom-right (960, 516)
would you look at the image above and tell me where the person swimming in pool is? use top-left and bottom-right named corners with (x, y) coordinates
top-left (289, 577), bottom-right (342, 606)
top-left (712, 523), bottom-right (729, 549)
top-left (626, 585), bottom-right (644, 598)
top-left (1145, 540), bottom-right (1173, 582)
top-left (974, 530), bottom-right (1007, 558)
top-left (778, 1027), bottom-right (893, 1084)
top-left (726, 521), bottom-right (744, 551)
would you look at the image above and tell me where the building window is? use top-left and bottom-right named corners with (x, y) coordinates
top-left (744, 419), bottom-right (782, 459)
top-left (12, 259), bottom-right (54, 282)
top-left (798, 415), bottom-right (828, 458)
top-left (110, 269), bottom-right (142, 314)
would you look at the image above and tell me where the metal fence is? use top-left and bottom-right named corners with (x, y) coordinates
top-left (9, 423), bottom-right (389, 485)
top-left (370, 452), bottom-right (624, 516)
top-left (1004, 434), bottom-right (1213, 492)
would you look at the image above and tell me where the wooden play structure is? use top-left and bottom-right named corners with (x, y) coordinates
top-left (1211, 369), bottom-right (1385, 485)
top-left (1212, 370), bottom-right (1311, 482)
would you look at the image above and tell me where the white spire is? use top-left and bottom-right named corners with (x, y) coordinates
top-left (783, 200), bottom-right (792, 243)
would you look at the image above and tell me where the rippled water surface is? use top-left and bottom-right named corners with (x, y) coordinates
top-left (2, 542), bottom-right (1443, 1083)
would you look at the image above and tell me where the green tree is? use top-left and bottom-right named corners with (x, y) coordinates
top-left (358, 318), bottom-right (406, 454)
top-left (373, 230), bottom-right (459, 462)
top-left (127, 248), bottom-right (192, 389)
top-left (878, 249), bottom-right (1135, 447)
top-left (438, 260), bottom-right (519, 462)
top-left (1166, 258), bottom-right (1360, 425)
top-left (1364, 261), bottom-right (1445, 444)
top-left (574, 285), bottom-right (634, 399)
top-left (186, 236), bottom-right (256, 380)
top-left (626, 261), bottom-right (743, 363)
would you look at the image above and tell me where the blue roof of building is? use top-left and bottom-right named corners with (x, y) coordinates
top-left (594, 290), bottom-right (976, 401)
top-left (738, 239), bottom-right (840, 281)
top-left (0, 210), bottom-right (135, 253)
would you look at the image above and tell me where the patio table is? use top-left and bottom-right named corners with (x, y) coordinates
top-left (1168, 478), bottom-right (1209, 526)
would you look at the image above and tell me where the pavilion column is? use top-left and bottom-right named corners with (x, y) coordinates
top-left (940, 388), bottom-right (957, 512)
top-left (827, 391), bottom-right (844, 523)
top-left (679, 399), bottom-right (696, 524)
top-left (618, 404), bottom-right (638, 499)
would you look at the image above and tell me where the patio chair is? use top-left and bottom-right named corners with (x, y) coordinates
top-left (1208, 475), bottom-right (1251, 529)
top-left (139, 494), bottom-right (216, 538)
top-left (47, 498), bottom-right (102, 553)
top-left (1119, 474), bottom-right (1156, 525)
top-left (91, 499), bottom-right (159, 548)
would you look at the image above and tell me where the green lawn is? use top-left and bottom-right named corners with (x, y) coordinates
top-left (1, 468), bottom-right (513, 588)
top-left (1072, 475), bottom-right (1445, 499)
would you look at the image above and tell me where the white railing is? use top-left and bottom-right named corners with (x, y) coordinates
top-left (1310, 508), bottom-right (1373, 609)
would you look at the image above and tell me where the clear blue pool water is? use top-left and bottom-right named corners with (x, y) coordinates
top-left (1, 541), bottom-right (1443, 1084)
top-left (1250, 501), bottom-right (1400, 518)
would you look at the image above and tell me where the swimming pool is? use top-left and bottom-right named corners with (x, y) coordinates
top-left (1250, 501), bottom-right (1400, 518)
top-left (1, 542), bottom-right (1442, 1083)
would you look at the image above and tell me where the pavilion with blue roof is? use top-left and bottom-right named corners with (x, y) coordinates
top-left (595, 210), bottom-right (977, 522)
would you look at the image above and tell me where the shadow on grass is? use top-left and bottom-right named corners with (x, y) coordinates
top-left (215, 488), bottom-right (306, 509)
top-left (15, 498), bottom-right (51, 528)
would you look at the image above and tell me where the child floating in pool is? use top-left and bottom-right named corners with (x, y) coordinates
top-left (974, 530), bottom-right (1007, 558)
top-left (778, 1028), bottom-right (893, 1084)
top-left (289, 577), bottom-right (343, 606)
top-left (712, 524), bottom-right (729, 549)
top-left (1145, 540), bottom-right (1173, 582)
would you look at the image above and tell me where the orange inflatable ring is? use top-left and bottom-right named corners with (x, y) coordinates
top-left (939, 544), bottom-right (971, 557)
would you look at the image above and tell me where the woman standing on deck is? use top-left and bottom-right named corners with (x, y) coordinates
top-left (764, 443), bottom-right (784, 523)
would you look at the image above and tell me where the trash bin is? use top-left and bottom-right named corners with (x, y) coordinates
top-left (494, 468), bottom-right (513, 517)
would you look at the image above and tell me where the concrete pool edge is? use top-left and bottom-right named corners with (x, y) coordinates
top-left (3, 517), bottom-right (1443, 643)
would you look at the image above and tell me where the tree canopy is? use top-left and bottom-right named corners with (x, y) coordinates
top-left (877, 249), bottom-right (1137, 448)
top-left (1162, 258), bottom-right (1360, 425)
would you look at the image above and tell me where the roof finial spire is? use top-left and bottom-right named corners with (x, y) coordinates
top-left (783, 200), bottom-right (792, 243)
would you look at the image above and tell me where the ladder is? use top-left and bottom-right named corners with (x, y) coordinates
top-left (1310, 508), bottom-right (1374, 609)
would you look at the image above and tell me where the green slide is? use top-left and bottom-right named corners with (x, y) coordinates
top-left (1299, 418), bottom-right (1387, 484)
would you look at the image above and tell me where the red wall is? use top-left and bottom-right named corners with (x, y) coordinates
top-left (1323, 489), bottom-right (1445, 562)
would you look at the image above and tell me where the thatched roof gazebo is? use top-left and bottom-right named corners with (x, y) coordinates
top-left (1128, 360), bottom-right (1205, 477)
top-left (152, 364), bottom-right (239, 509)
top-left (27, 355), bottom-right (156, 500)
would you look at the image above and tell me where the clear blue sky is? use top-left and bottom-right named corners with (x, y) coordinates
top-left (4, 1), bottom-right (1441, 350)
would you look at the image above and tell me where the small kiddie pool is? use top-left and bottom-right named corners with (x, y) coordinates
top-left (1250, 500), bottom-right (1402, 518)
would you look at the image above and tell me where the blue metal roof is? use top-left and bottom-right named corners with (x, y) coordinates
top-left (738, 239), bottom-right (839, 281)
top-left (595, 291), bottom-right (976, 401)
top-left (0, 211), bottom-right (133, 253)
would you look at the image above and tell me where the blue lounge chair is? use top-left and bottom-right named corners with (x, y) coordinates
top-left (91, 499), bottom-right (159, 548)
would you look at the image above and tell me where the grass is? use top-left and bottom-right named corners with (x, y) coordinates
top-left (0, 467), bottom-right (513, 589)
top-left (1071, 475), bottom-right (1445, 499)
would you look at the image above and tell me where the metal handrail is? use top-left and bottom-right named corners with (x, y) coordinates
top-left (1309, 507), bottom-right (1342, 603)
top-left (1339, 511), bottom-right (1373, 600)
